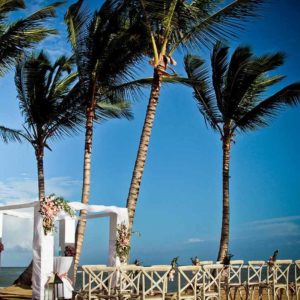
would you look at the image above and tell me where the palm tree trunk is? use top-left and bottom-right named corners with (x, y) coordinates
top-left (217, 127), bottom-right (231, 262)
top-left (37, 148), bottom-right (46, 201)
top-left (73, 101), bottom-right (96, 283)
top-left (14, 147), bottom-right (45, 286)
top-left (126, 69), bottom-right (162, 237)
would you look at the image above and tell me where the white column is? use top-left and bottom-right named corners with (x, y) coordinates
top-left (108, 209), bottom-right (129, 267)
top-left (32, 205), bottom-right (54, 300)
top-left (59, 217), bottom-right (76, 252)
top-left (59, 217), bottom-right (76, 280)
top-left (108, 213), bottom-right (118, 267)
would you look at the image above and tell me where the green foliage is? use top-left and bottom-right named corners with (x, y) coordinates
top-left (14, 51), bottom-right (83, 152)
top-left (184, 43), bottom-right (300, 136)
top-left (0, 0), bottom-right (63, 76)
top-left (114, 0), bottom-right (265, 61)
top-left (0, 125), bottom-right (22, 143)
top-left (64, 0), bottom-right (149, 120)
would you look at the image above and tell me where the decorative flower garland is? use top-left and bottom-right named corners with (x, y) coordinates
top-left (115, 223), bottom-right (130, 263)
top-left (39, 195), bottom-right (75, 235)
top-left (0, 241), bottom-right (4, 253)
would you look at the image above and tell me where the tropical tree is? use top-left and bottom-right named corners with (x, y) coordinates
top-left (184, 43), bottom-right (300, 261)
top-left (123, 0), bottom-right (267, 238)
top-left (0, 0), bottom-right (62, 148)
top-left (64, 0), bottom-right (148, 281)
top-left (0, 0), bottom-right (62, 77)
top-left (13, 51), bottom-right (82, 286)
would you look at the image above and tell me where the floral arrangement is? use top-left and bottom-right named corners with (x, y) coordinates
top-left (39, 194), bottom-right (75, 235)
top-left (0, 241), bottom-right (4, 253)
top-left (221, 252), bottom-right (234, 278)
top-left (168, 257), bottom-right (179, 282)
top-left (64, 245), bottom-right (76, 257)
top-left (115, 223), bottom-right (130, 263)
top-left (267, 249), bottom-right (279, 271)
top-left (134, 259), bottom-right (142, 266)
top-left (191, 256), bottom-right (201, 266)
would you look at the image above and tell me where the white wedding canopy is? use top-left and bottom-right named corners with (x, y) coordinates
top-left (0, 201), bottom-right (129, 300)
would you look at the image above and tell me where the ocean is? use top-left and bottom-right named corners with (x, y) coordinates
top-left (0, 267), bottom-right (84, 289)
top-left (0, 267), bottom-right (26, 287)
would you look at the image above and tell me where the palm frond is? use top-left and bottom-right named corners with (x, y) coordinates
top-left (15, 50), bottom-right (82, 147)
top-left (211, 41), bottom-right (229, 114)
top-left (0, 2), bottom-right (62, 75)
top-left (64, 0), bottom-right (89, 52)
top-left (169, 0), bottom-right (264, 54)
top-left (225, 50), bottom-right (284, 118)
top-left (0, 125), bottom-right (22, 143)
top-left (0, 0), bottom-right (25, 19)
top-left (96, 100), bottom-right (133, 121)
top-left (184, 54), bottom-right (222, 132)
top-left (235, 83), bottom-right (300, 131)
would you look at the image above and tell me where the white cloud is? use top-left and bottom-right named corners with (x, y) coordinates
top-left (185, 238), bottom-right (205, 244)
top-left (0, 176), bottom-right (81, 205)
top-left (0, 176), bottom-right (80, 253)
top-left (237, 215), bottom-right (300, 239)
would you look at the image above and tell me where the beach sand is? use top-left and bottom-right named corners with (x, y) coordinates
top-left (0, 286), bottom-right (295, 299)
top-left (0, 285), bottom-right (32, 299)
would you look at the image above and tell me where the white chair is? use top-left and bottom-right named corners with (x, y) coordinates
top-left (81, 265), bottom-right (118, 300)
top-left (119, 265), bottom-right (143, 300)
top-left (200, 261), bottom-right (214, 266)
top-left (201, 264), bottom-right (223, 300)
top-left (176, 266), bottom-right (201, 300)
top-left (226, 260), bottom-right (245, 300)
top-left (195, 261), bottom-right (214, 297)
top-left (245, 261), bottom-right (265, 300)
top-left (141, 266), bottom-right (171, 300)
top-left (292, 260), bottom-right (300, 300)
top-left (267, 259), bottom-right (293, 300)
top-left (77, 265), bottom-right (106, 299)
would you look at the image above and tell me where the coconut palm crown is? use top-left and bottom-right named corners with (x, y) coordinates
top-left (0, 0), bottom-right (63, 144)
top-left (184, 42), bottom-right (300, 261)
top-left (0, 0), bottom-right (63, 76)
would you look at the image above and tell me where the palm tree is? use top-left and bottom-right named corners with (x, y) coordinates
top-left (13, 51), bottom-right (82, 286)
top-left (123, 0), bottom-right (267, 237)
top-left (0, 0), bottom-right (63, 148)
top-left (184, 43), bottom-right (300, 261)
top-left (0, 0), bottom-right (63, 77)
top-left (64, 0), bottom-right (147, 281)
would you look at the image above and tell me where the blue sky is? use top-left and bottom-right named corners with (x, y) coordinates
top-left (0, 0), bottom-right (300, 267)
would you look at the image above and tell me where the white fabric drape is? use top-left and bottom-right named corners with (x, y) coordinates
top-left (53, 256), bottom-right (74, 299)
top-left (32, 205), bottom-right (54, 300)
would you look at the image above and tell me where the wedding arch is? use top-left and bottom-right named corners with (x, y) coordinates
top-left (0, 201), bottom-right (128, 299)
